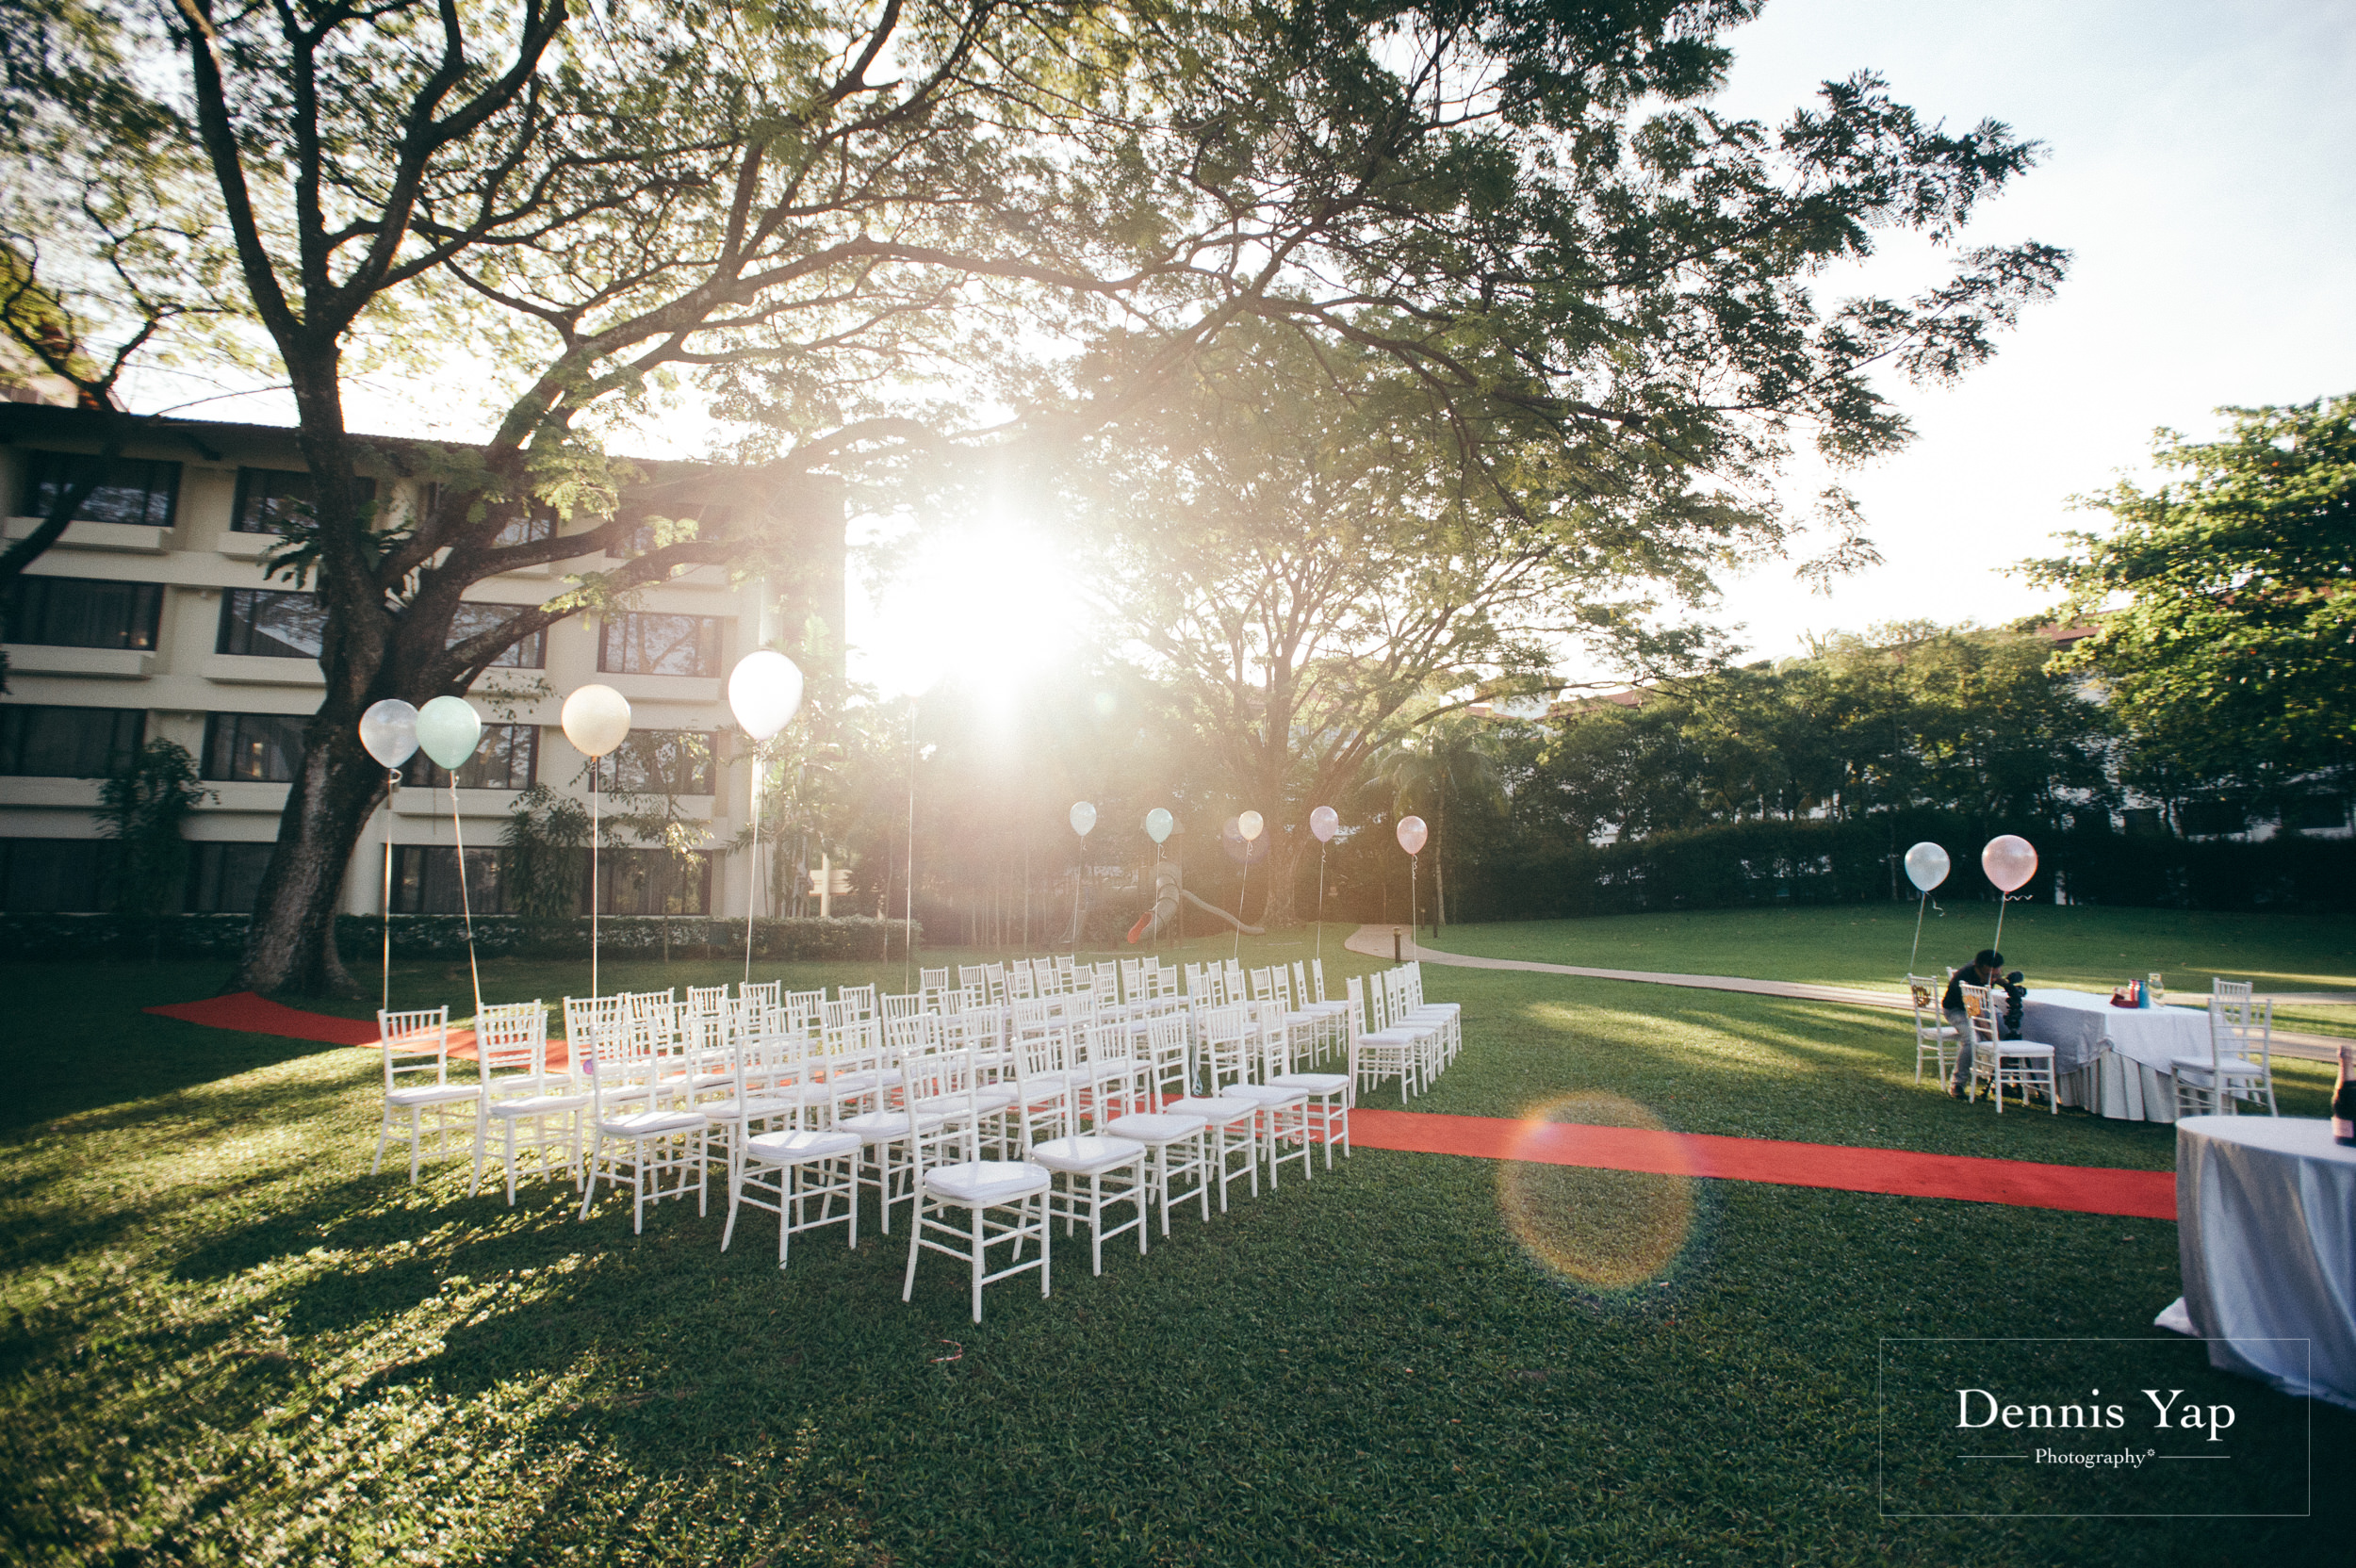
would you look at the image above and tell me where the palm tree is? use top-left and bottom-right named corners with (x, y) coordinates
top-left (1371, 715), bottom-right (1506, 928)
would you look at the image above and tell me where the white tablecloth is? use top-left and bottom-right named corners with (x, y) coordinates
top-left (2019, 988), bottom-right (2213, 1122)
top-left (2163, 1116), bottom-right (2356, 1410)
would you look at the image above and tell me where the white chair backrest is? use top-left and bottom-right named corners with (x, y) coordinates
top-left (1960, 984), bottom-right (2002, 1049)
top-left (1312, 958), bottom-right (1332, 1004)
top-left (686, 984), bottom-right (728, 1016)
top-left (475, 1001), bottom-right (547, 1086)
top-left (379, 1006), bottom-right (451, 1089)
top-left (837, 983), bottom-right (877, 1021)
top-left (739, 979), bottom-right (781, 1012)
top-left (1345, 975), bottom-right (1367, 1043)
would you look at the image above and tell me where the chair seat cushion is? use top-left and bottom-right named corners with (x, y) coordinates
top-left (1990, 1041), bottom-right (2056, 1059)
top-left (1031, 1135), bottom-right (1148, 1174)
top-left (488, 1092), bottom-right (589, 1117)
top-left (841, 1108), bottom-right (951, 1140)
top-left (1165, 1095), bottom-right (1258, 1125)
top-left (924, 1159), bottom-right (1053, 1203)
top-left (746, 1129), bottom-right (861, 1164)
top-left (1104, 1112), bottom-right (1209, 1143)
top-left (697, 1095), bottom-right (791, 1121)
top-left (914, 1087), bottom-right (1019, 1116)
top-left (2170, 1055), bottom-right (2267, 1080)
top-left (597, 1110), bottom-right (706, 1136)
top-left (1268, 1072), bottom-right (1349, 1094)
top-left (1223, 1084), bottom-right (1308, 1107)
top-left (387, 1084), bottom-right (482, 1107)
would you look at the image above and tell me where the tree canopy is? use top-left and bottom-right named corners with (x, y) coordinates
top-left (7, 0), bottom-right (2070, 976)
top-left (2031, 394), bottom-right (2356, 798)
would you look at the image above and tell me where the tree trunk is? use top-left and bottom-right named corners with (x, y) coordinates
top-left (229, 710), bottom-right (388, 995)
top-left (1257, 834), bottom-right (1304, 928)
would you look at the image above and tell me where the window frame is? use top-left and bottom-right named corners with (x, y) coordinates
top-left (216, 587), bottom-right (330, 660)
top-left (0, 705), bottom-right (147, 777)
top-left (401, 723), bottom-right (539, 792)
top-left (201, 711), bottom-right (310, 783)
top-left (18, 450), bottom-right (181, 529)
top-left (0, 575), bottom-right (164, 650)
top-left (596, 611), bottom-right (722, 678)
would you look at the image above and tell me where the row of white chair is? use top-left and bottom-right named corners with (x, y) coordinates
top-left (369, 962), bottom-right (1447, 1320)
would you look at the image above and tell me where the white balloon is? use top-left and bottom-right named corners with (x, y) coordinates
top-left (1144, 808), bottom-right (1174, 844)
top-left (728, 650), bottom-right (805, 741)
top-left (1982, 835), bottom-right (2038, 893)
top-left (1309, 805), bottom-right (1339, 843)
top-left (1070, 801), bottom-right (1097, 837)
top-left (1237, 809), bottom-right (1264, 841)
top-left (1396, 815), bottom-right (1428, 856)
top-left (1903, 841), bottom-right (1950, 893)
top-left (561, 683), bottom-right (633, 759)
top-left (414, 695), bottom-right (483, 771)
top-left (358, 699), bottom-right (419, 769)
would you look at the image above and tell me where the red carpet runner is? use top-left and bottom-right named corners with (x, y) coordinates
top-left (142, 995), bottom-right (2174, 1219)
top-left (143, 992), bottom-right (483, 1055)
top-left (1350, 1108), bottom-right (2176, 1220)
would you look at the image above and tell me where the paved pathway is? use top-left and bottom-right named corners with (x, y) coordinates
top-left (1346, 925), bottom-right (2347, 1062)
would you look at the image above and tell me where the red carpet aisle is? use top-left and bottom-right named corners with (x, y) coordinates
top-left (143, 995), bottom-right (2171, 1218)
top-left (143, 991), bottom-right (486, 1056)
top-left (1350, 1108), bottom-right (2177, 1220)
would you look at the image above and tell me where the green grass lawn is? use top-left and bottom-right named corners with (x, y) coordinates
top-left (1423, 905), bottom-right (2356, 1024)
top-left (4, 930), bottom-right (2348, 1565)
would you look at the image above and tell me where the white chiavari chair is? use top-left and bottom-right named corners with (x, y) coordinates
top-left (372, 1006), bottom-right (478, 1184)
top-left (900, 1025), bottom-right (1053, 1323)
top-left (473, 1001), bottom-right (588, 1202)
top-left (578, 1002), bottom-right (709, 1233)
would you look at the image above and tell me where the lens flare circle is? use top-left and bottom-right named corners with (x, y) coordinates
top-left (1497, 1092), bottom-right (1695, 1291)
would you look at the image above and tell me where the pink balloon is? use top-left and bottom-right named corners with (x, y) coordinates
top-left (1981, 835), bottom-right (2037, 893)
top-left (1396, 815), bottom-right (1428, 856)
top-left (1309, 805), bottom-right (1339, 843)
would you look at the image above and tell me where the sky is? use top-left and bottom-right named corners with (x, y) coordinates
top-left (1690, 0), bottom-right (2356, 669)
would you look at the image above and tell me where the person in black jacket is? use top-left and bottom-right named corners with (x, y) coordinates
top-left (1943, 950), bottom-right (2025, 1098)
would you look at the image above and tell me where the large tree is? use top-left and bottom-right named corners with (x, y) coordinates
top-left (2031, 394), bottom-right (2356, 807)
top-left (13, 0), bottom-right (2065, 986)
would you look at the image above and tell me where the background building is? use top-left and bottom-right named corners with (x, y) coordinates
top-left (0, 403), bottom-right (842, 923)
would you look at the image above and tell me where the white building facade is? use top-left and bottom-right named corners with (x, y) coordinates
top-left (0, 403), bottom-right (840, 923)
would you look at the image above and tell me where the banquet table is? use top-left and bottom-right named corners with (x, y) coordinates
top-left (2017, 987), bottom-right (2213, 1121)
top-left (2159, 1116), bottom-right (2356, 1410)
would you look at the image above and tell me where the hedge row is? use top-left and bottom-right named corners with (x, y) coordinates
top-left (1448, 817), bottom-right (2356, 921)
top-left (0, 912), bottom-right (923, 962)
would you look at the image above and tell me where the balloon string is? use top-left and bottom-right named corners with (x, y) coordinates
top-left (1907, 890), bottom-right (1927, 977)
top-left (1315, 844), bottom-right (1327, 970)
top-left (450, 778), bottom-right (483, 1024)
top-left (381, 767), bottom-right (396, 1018)
top-left (744, 752), bottom-right (761, 988)
top-left (590, 754), bottom-right (600, 999)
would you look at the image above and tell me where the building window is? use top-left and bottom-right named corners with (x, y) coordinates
top-left (2179, 798), bottom-right (2248, 838)
top-left (448, 602), bottom-right (546, 668)
top-left (231, 467), bottom-right (374, 533)
top-left (603, 729), bottom-right (716, 795)
top-left (2282, 792), bottom-right (2348, 832)
top-left (0, 838), bottom-right (114, 910)
top-left (202, 711), bottom-right (308, 782)
top-left (597, 612), bottom-right (720, 677)
top-left (1, 576), bottom-right (163, 649)
top-left (2119, 808), bottom-right (2163, 836)
top-left (0, 706), bottom-right (145, 776)
top-left (594, 847), bottom-right (712, 916)
top-left (18, 450), bottom-right (181, 528)
top-left (217, 588), bottom-right (329, 659)
top-left (389, 845), bottom-right (507, 914)
top-left (186, 841), bottom-right (274, 913)
top-left (492, 511), bottom-right (557, 548)
top-left (401, 723), bottom-right (538, 792)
